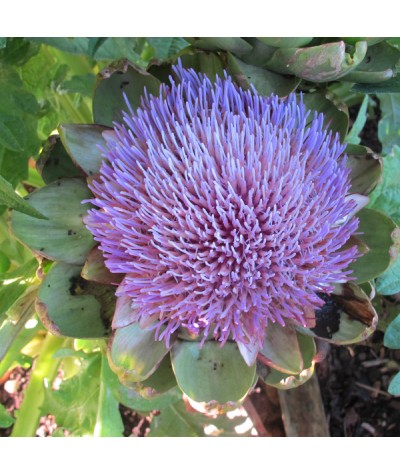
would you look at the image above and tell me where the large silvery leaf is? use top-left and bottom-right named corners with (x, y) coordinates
top-left (384, 314), bottom-right (400, 349)
top-left (186, 37), bottom-right (252, 55)
top-left (227, 54), bottom-right (299, 97)
top-left (93, 61), bottom-right (161, 127)
top-left (377, 96), bottom-right (400, 156)
top-left (36, 262), bottom-right (114, 338)
top-left (350, 208), bottom-right (399, 283)
top-left (171, 340), bottom-right (256, 403)
top-left (388, 372), bottom-right (400, 396)
top-left (376, 256), bottom-right (400, 295)
top-left (59, 124), bottom-right (109, 176)
top-left (11, 178), bottom-right (95, 265)
top-left (257, 37), bottom-right (313, 48)
top-left (108, 322), bottom-right (170, 384)
top-left (343, 41), bottom-right (400, 84)
top-left (369, 146), bottom-right (400, 225)
top-left (352, 76), bottom-right (400, 94)
top-left (298, 283), bottom-right (378, 345)
top-left (265, 41), bottom-right (367, 82)
top-left (179, 52), bottom-right (225, 80)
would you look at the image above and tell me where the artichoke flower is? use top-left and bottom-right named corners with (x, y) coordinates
top-left (10, 58), bottom-right (397, 408)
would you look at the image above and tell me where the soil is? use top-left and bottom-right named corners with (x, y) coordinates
top-left (317, 331), bottom-right (400, 437)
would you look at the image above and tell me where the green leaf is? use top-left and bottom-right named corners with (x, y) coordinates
top-left (0, 320), bottom-right (39, 379)
top-left (108, 322), bottom-right (169, 384)
top-left (376, 255), bottom-right (400, 295)
top-left (149, 399), bottom-right (251, 437)
top-left (44, 351), bottom-right (123, 436)
top-left (171, 341), bottom-right (256, 403)
top-left (94, 355), bottom-right (124, 437)
top-left (342, 38), bottom-right (387, 46)
top-left (0, 116), bottom-right (25, 151)
top-left (303, 92), bottom-right (349, 140)
top-left (36, 262), bottom-right (113, 339)
top-left (36, 135), bottom-right (84, 184)
top-left (350, 208), bottom-right (399, 283)
top-left (180, 52), bottom-right (225, 79)
top-left (29, 37), bottom-right (90, 56)
top-left (227, 54), bottom-right (300, 97)
top-left (0, 286), bottom-right (37, 364)
top-left (369, 146), bottom-right (400, 225)
top-left (344, 41), bottom-right (400, 84)
top-left (377, 94), bottom-right (400, 155)
top-left (0, 280), bottom-right (27, 316)
top-left (188, 37), bottom-right (252, 55)
top-left (59, 124), bottom-right (108, 176)
top-left (0, 403), bottom-right (15, 428)
top-left (388, 371), bottom-right (400, 395)
top-left (148, 400), bottom-right (206, 437)
top-left (10, 333), bottom-right (63, 437)
top-left (346, 96), bottom-right (369, 145)
top-left (0, 38), bottom-right (40, 66)
top-left (384, 314), bottom-right (400, 349)
top-left (257, 37), bottom-right (313, 48)
top-left (238, 38), bottom-right (276, 67)
top-left (0, 175), bottom-right (47, 219)
top-left (352, 76), bottom-right (400, 94)
top-left (11, 178), bottom-right (95, 265)
top-left (0, 150), bottom-right (29, 190)
top-left (0, 258), bottom-right (37, 283)
top-left (61, 73), bottom-right (96, 97)
top-left (93, 62), bottom-right (161, 127)
top-left (265, 41), bottom-right (367, 82)
top-left (0, 249), bottom-right (10, 273)
top-left (147, 37), bottom-right (189, 59)
top-left (92, 38), bottom-right (145, 64)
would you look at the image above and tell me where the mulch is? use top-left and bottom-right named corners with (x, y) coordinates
top-left (317, 331), bottom-right (400, 437)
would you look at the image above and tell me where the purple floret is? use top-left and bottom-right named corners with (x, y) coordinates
top-left (86, 63), bottom-right (359, 353)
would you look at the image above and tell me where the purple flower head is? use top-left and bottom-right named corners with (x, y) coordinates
top-left (86, 63), bottom-right (359, 353)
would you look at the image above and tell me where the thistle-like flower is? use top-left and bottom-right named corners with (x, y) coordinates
top-left (86, 63), bottom-right (359, 357)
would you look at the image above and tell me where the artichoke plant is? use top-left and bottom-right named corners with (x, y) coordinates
top-left (10, 37), bottom-right (399, 410)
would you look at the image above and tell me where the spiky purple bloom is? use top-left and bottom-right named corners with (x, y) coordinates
top-left (86, 64), bottom-right (359, 352)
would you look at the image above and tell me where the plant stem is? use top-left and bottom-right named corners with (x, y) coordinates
top-left (10, 333), bottom-right (64, 437)
top-left (278, 373), bottom-right (330, 437)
